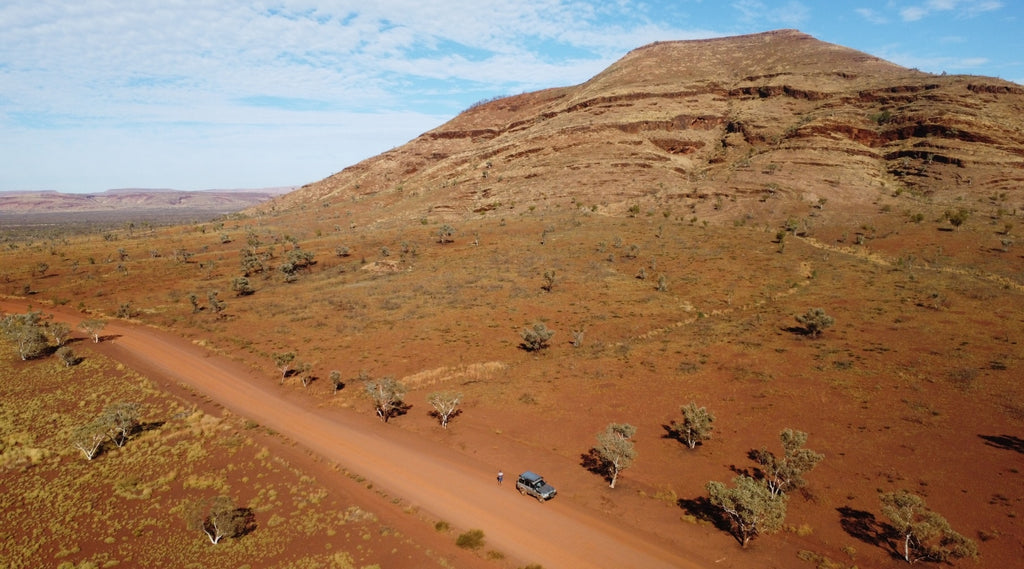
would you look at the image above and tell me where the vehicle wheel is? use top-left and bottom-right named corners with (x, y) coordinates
top-left (518, 487), bottom-right (525, 495)
top-left (536, 494), bottom-right (544, 503)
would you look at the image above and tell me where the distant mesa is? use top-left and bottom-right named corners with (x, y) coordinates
top-left (0, 187), bottom-right (294, 226)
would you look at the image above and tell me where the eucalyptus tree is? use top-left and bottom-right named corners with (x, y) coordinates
top-left (595, 423), bottom-right (637, 489)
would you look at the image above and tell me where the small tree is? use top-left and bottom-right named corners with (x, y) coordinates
top-left (541, 269), bottom-right (556, 292)
top-left (188, 293), bottom-right (200, 313)
top-left (239, 249), bottom-right (264, 276)
top-left (365, 376), bottom-right (407, 423)
top-left (207, 291), bottom-right (226, 317)
top-left (520, 322), bottom-right (554, 352)
top-left (47, 321), bottom-right (72, 347)
top-left (880, 490), bottom-right (978, 564)
top-left (273, 352), bottom-right (296, 384)
top-left (185, 495), bottom-right (245, 544)
top-left (71, 419), bottom-right (108, 460)
top-left (670, 402), bottom-right (715, 449)
top-left (945, 208), bottom-right (969, 231)
top-left (80, 319), bottom-right (107, 343)
top-left (427, 391), bottom-right (462, 429)
top-left (230, 276), bottom-right (254, 296)
top-left (595, 423), bottom-right (637, 489)
top-left (795, 308), bottom-right (833, 337)
top-left (329, 370), bottom-right (343, 392)
top-left (56, 345), bottom-right (79, 367)
top-left (437, 224), bottom-right (456, 244)
top-left (752, 429), bottom-right (824, 498)
top-left (1, 312), bottom-right (49, 360)
top-left (707, 475), bottom-right (788, 548)
top-left (296, 361), bottom-right (313, 388)
top-left (103, 402), bottom-right (141, 447)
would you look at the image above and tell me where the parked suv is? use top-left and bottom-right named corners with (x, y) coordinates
top-left (516, 471), bottom-right (557, 501)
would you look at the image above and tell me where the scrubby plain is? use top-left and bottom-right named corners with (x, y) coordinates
top-left (0, 333), bottom-right (485, 568)
top-left (2, 30), bottom-right (1023, 568)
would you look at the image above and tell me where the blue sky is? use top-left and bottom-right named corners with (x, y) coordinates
top-left (1, 0), bottom-right (1020, 193)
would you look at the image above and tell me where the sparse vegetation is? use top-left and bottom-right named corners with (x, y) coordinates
top-left (365, 376), bottom-right (407, 423)
top-left (944, 208), bottom-right (969, 231)
top-left (103, 401), bottom-right (141, 447)
top-left (80, 318), bottom-right (107, 343)
top-left (880, 490), bottom-right (978, 564)
top-left (1, 310), bottom-right (49, 360)
top-left (707, 475), bottom-right (787, 548)
top-left (520, 322), bottom-right (554, 352)
top-left (593, 423), bottom-right (637, 489)
top-left (542, 269), bottom-right (556, 292)
top-left (669, 402), bottom-right (715, 449)
top-left (427, 391), bottom-right (462, 429)
top-left (752, 429), bottom-right (824, 498)
top-left (273, 351), bottom-right (296, 383)
top-left (795, 308), bottom-right (834, 338)
top-left (184, 495), bottom-right (247, 544)
top-left (437, 224), bottom-right (456, 244)
top-left (455, 528), bottom-right (486, 550)
top-left (231, 276), bottom-right (254, 296)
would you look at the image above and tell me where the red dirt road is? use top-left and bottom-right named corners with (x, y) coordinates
top-left (11, 302), bottom-right (699, 569)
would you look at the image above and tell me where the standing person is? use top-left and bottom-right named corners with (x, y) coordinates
top-left (497, 470), bottom-right (504, 486)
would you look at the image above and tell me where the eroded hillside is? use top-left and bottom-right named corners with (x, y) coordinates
top-left (266, 30), bottom-right (1024, 227)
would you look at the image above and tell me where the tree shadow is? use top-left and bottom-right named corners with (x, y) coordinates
top-left (677, 496), bottom-right (733, 535)
top-left (234, 507), bottom-right (258, 538)
top-left (782, 325), bottom-right (812, 337)
top-left (134, 420), bottom-right (165, 436)
top-left (660, 423), bottom-right (705, 448)
top-left (979, 434), bottom-right (1024, 454)
top-left (382, 402), bottom-right (412, 422)
top-left (579, 448), bottom-right (612, 484)
top-left (837, 506), bottom-right (898, 556)
top-left (428, 408), bottom-right (462, 426)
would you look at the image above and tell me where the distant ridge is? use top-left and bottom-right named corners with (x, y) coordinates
top-left (0, 187), bottom-right (295, 228)
top-left (0, 187), bottom-right (293, 214)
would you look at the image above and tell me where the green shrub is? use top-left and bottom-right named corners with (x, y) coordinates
top-left (455, 528), bottom-right (485, 550)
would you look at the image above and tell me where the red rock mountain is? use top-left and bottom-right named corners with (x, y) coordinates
top-left (268, 29), bottom-right (1023, 222)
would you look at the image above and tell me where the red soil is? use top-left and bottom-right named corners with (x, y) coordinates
top-left (5, 299), bottom-right (699, 569)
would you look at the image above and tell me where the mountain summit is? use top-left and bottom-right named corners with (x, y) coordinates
top-left (267, 29), bottom-right (1023, 223)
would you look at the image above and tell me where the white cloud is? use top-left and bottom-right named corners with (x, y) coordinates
top-left (900, 0), bottom-right (1003, 21)
top-left (900, 6), bottom-right (929, 21)
top-left (855, 8), bottom-right (888, 24)
top-left (1, 0), bottom-right (732, 191)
